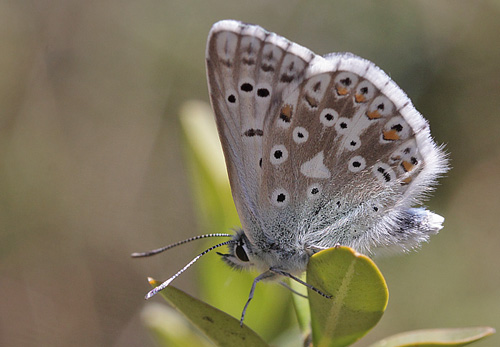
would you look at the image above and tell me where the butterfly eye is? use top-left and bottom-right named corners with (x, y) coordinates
top-left (235, 243), bottom-right (249, 262)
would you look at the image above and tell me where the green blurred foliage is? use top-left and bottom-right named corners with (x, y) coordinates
top-left (0, 1), bottom-right (499, 346)
top-left (141, 303), bottom-right (213, 347)
top-left (369, 327), bottom-right (495, 347)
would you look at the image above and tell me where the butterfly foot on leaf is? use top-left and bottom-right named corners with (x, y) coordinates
top-left (270, 268), bottom-right (332, 299)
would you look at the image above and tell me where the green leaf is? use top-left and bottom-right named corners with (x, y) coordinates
top-left (369, 326), bottom-right (496, 347)
top-left (149, 278), bottom-right (270, 347)
top-left (307, 246), bottom-right (389, 347)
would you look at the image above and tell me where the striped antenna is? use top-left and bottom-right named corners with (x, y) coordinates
top-left (145, 239), bottom-right (237, 299)
top-left (131, 233), bottom-right (233, 258)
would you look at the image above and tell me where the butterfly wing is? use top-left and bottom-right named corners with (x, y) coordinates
top-left (206, 20), bottom-right (315, 243)
top-left (259, 53), bottom-right (448, 254)
top-left (206, 20), bottom-right (447, 255)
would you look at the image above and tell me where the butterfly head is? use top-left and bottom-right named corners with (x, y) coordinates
top-left (217, 228), bottom-right (314, 275)
top-left (217, 229), bottom-right (256, 270)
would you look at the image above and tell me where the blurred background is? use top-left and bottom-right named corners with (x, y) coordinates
top-left (1, 0), bottom-right (499, 346)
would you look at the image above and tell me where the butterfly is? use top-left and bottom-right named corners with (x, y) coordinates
top-left (133, 19), bottom-right (448, 325)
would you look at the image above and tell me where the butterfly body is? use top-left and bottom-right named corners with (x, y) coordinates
top-left (206, 20), bottom-right (448, 273)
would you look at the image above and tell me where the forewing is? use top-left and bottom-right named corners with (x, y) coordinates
top-left (206, 20), bottom-right (315, 238)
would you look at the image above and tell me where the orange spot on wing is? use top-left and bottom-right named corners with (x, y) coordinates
top-left (383, 129), bottom-right (400, 141)
top-left (401, 161), bottom-right (414, 172)
top-left (366, 110), bottom-right (381, 119)
top-left (280, 104), bottom-right (293, 122)
top-left (336, 86), bottom-right (349, 95)
top-left (402, 177), bottom-right (412, 184)
top-left (355, 93), bottom-right (366, 103)
top-left (305, 94), bottom-right (318, 108)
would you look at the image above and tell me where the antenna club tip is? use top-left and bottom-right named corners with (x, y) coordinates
top-left (146, 277), bottom-right (162, 299)
top-left (145, 288), bottom-right (158, 300)
top-left (131, 252), bottom-right (141, 258)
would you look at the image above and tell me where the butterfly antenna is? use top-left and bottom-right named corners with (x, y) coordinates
top-left (144, 239), bottom-right (237, 299)
top-left (131, 233), bottom-right (233, 258)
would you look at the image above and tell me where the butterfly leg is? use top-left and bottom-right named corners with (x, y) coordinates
top-left (240, 270), bottom-right (275, 326)
top-left (279, 281), bottom-right (308, 298)
top-left (269, 267), bottom-right (332, 299)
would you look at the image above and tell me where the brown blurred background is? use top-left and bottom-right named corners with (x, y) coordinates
top-left (1, 1), bottom-right (499, 346)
